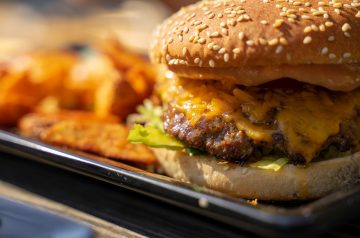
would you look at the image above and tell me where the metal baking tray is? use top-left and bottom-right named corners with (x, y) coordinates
top-left (1, 129), bottom-right (360, 237)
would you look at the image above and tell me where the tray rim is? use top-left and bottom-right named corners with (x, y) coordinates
top-left (1, 129), bottom-right (360, 237)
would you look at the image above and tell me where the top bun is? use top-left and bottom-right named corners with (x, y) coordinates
top-left (150, 0), bottom-right (360, 69)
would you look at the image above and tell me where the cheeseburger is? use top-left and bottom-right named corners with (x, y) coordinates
top-left (129, 0), bottom-right (360, 200)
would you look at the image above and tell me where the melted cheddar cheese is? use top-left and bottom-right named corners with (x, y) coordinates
top-left (159, 71), bottom-right (360, 163)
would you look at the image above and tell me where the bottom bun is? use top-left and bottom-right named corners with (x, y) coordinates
top-left (152, 148), bottom-right (360, 200)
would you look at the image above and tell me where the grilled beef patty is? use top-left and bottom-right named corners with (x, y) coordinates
top-left (163, 107), bottom-right (360, 164)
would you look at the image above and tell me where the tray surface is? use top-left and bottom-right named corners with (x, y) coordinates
top-left (1, 129), bottom-right (360, 237)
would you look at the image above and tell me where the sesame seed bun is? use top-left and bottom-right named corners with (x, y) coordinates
top-left (150, 0), bottom-right (360, 87)
top-left (153, 148), bottom-right (360, 200)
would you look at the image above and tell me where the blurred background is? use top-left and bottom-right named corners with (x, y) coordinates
top-left (0, 0), bottom-right (198, 58)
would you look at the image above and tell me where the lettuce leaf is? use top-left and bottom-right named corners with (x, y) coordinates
top-left (127, 100), bottom-right (164, 130)
top-left (249, 157), bottom-right (289, 171)
top-left (128, 124), bottom-right (185, 150)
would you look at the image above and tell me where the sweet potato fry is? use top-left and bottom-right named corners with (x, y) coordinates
top-left (63, 49), bottom-right (154, 120)
top-left (1, 41), bottom-right (155, 125)
top-left (61, 52), bottom-right (120, 110)
top-left (40, 121), bottom-right (156, 164)
top-left (97, 39), bottom-right (155, 101)
top-left (0, 93), bottom-right (34, 126)
top-left (94, 76), bottom-right (140, 119)
top-left (0, 52), bottom-right (77, 125)
top-left (18, 110), bottom-right (119, 138)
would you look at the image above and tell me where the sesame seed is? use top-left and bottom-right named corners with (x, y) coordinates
top-left (321, 47), bottom-right (328, 55)
top-left (304, 26), bottom-right (312, 33)
top-left (333, 2), bottom-right (342, 8)
top-left (212, 31), bottom-right (221, 38)
top-left (286, 9), bottom-right (296, 14)
top-left (356, 11), bottom-right (360, 18)
top-left (305, 2), bottom-right (311, 7)
top-left (342, 23), bottom-right (351, 32)
top-left (329, 53), bottom-right (336, 59)
top-left (303, 36), bottom-right (312, 44)
top-left (218, 48), bottom-right (226, 54)
top-left (301, 15), bottom-right (311, 19)
top-left (280, 37), bottom-right (288, 45)
top-left (218, 13), bottom-right (223, 18)
top-left (243, 14), bottom-right (250, 20)
top-left (222, 28), bottom-right (229, 36)
top-left (276, 45), bottom-right (283, 54)
top-left (273, 19), bottom-right (284, 28)
top-left (189, 35), bottom-right (195, 42)
top-left (323, 13), bottom-right (329, 19)
top-left (224, 53), bottom-right (230, 62)
top-left (246, 40), bottom-right (255, 46)
top-left (288, 18), bottom-right (295, 23)
top-left (261, 20), bottom-right (268, 25)
top-left (233, 48), bottom-right (241, 54)
top-left (280, 12), bottom-right (287, 17)
top-left (193, 35), bottom-right (200, 42)
top-left (194, 58), bottom-right (200, 64)
top-left (319, 24), bottom-right (326, 31)
top-left (209, 59), bottom-right (215, 68)
top-left (168, 37), bottom-right (173, 43)
top-left (194, 20), bottom-right (202, 26)
top-left (182, 47), bottom-right (188, 56)
top-left (212, 45), bottom-right (220, 50)
top-left (228, 19), bottom-right (237, 26)
top-left (259, 38), bottom-right (268, 45)
top-left (268, 38), bottom-right (279, 46)
top-left (238, 32), bottom-right (245, 40)
top-left (236, 15), bottom-right (244, 22)
top-left (199, 38), bottom-right (207, 44)
top-left (335, 8), bottom-right (341, 14)
top-left (196, 24), bottom-right (208, 31)
top-left (311, 24), bottom-right (319, 31)
top-left (178, 34), bottom-right (183, 41)
top-left (220, 22), bottom-right (227, 28)
top-left (325, 21), bottom-right (334, 27)
top-left (344, 32), bottom-right (351, 38)
top-left (207, 42), bottom-right (215, 49)
top-left (343, 52), bottom-right (351, 58)
top-left (328, 36), bottom-right (335, 41)
top-left (188, 13), bottom-right (196, 19)
top-left (312, 11), bottom-right (323, 16)
top-left (287, 14), bottom-right (297, 19)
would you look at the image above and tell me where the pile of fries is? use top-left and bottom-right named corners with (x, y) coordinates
top-left (0, 39), bottom-right (156, 165)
